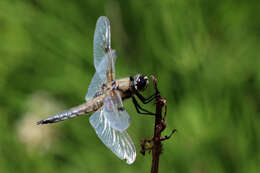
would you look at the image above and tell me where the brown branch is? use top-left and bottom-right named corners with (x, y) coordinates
top-left (140, 76), bottom-right (176, 173)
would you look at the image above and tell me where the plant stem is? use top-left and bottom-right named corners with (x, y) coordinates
top-left (141, 76), bottom-right (176, 173)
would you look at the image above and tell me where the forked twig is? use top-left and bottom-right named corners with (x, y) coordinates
top-left (140, 76), bottom-right (176, 173)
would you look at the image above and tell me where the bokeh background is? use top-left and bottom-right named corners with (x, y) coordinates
top-left (0, 0), bottom-right (260, 173)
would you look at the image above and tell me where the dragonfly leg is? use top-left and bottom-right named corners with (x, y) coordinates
top-left (160, 129), bottom-right (177, 141)
top-left (135, 91), bottom-right (157, 104)
top-left (132, 97), bottom-right (155, 116)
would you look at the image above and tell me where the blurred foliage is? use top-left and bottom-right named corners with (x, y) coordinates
top-left (0, 0), bottom-right (260, 173)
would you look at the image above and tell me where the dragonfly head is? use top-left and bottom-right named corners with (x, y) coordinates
top-left (134, 74), bottom-right (149, 92)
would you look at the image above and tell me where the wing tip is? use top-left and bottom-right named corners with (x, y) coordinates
top-left (98, 16), bottom-right (109, 21)
top-left (96, 16), bottom-right (110, 26)
top-left (125, 154), bottom-right (136, 165)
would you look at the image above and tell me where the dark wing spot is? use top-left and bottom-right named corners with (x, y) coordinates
top-left (105, 47), bottom-right (109, 52)
top-left (118, 107), bottom-right (125, 111)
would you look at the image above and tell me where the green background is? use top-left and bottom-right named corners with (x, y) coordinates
top-left (0, 0), bottom-right (259, 173)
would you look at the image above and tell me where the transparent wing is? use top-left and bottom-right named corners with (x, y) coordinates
top-left (87, 16), bottom-right (116, 100)
top-left (103, 90), bottom-right (130, 132)
top-left (95, 49), bottom-right (117, 83)
top-left (85, 50), bottom-right (117, 101)
top-left (85, 71), bottom-right (104, 101)
top-left (89, 108), bottom-right (136, 164)
top-left (105, 50), bottom-right (117, 82)
top-left (94, 16), bottom-right (111, 73)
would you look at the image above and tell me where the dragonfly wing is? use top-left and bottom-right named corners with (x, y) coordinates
top-left (89, 108), bottom-right (136, 164)
top-left (95, 49), bottom-right (117, 84)
top-left (94, 16), bottom-right (111, 79)
top-left (85, 71), bottom-right (105, 101)
top-left (87, 16), bottom-right (117, 101)
top-left (105, 50), bottom-right (117, 82)
top-left (94, 16), bottom-right (116, 82)
top-left (86, 50), bottom-right (117, 101)
top-left (103, 90), bottom-right (130, 132)
top-left (94, 16), bottom-right (111, 70)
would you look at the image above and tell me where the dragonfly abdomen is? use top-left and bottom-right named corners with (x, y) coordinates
top-left (37, 110), bottom-right (78, 124)
top-left (37, 96), bottom-right (105, 125)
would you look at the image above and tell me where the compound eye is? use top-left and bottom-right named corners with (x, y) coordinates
top-left (137, 76), bottom-right (148, 91)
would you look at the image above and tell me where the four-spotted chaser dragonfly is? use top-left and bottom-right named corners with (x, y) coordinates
top-left (37, 16), bottom-right (155, 164)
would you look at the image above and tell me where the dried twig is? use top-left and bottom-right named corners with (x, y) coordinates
top-left (141, 76), bottom-right (176, 173)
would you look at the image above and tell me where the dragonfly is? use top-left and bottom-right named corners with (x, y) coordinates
top-left (37, 16), bottom-right (156, 164)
